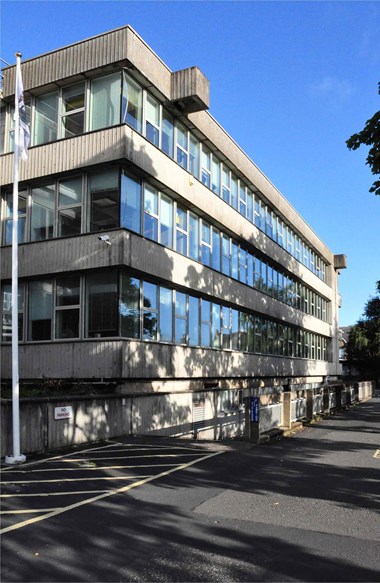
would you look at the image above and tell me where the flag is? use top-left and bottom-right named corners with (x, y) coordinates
top-left (15, 59), bottom-right (30, 162)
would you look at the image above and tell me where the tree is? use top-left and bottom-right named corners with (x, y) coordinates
top-left (346, 281), bottom-right (380, 382)
top-left (346, 82), bottom-right (380, 196)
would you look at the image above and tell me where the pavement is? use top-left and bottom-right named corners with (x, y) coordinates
top-left (1, 398), bottom-right (380, 582)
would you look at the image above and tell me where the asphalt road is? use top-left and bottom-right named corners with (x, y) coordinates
top-left (1, 398), bottom-right (379, 582)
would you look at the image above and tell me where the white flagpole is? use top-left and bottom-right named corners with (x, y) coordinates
top-left (5, 53), bottom-right (26, 465)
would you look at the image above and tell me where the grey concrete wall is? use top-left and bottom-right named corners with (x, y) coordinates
top-left (1, 381), bottom-right (372, 458)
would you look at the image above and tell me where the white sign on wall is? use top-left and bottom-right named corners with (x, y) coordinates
top-left (54, 406), bottom-right (73, 420)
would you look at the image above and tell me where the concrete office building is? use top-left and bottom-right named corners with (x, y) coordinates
top-left (0, 26), bottom-right (346, 439)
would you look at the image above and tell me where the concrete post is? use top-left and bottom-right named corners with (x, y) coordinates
top-left (282, 392), bottom-right (292, 429)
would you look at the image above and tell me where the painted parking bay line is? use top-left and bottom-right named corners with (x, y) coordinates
top-left (1, 450), bottom-right (223, 534)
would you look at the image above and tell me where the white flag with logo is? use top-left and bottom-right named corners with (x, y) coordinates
top-left (15, 59), bottom-right (30, 161)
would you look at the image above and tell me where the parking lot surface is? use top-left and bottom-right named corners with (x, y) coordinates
top-left (1, 440), bottom-right (223, 534)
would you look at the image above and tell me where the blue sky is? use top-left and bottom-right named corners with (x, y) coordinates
top-left (1, 0), bottom-right (379, 326)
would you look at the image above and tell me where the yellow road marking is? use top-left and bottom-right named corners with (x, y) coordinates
top-left (1, 451), bottom-right (223, 534)
top-left (1, 509), bottom-right (62, 515)
top-left (0, 490), bottom-right (112, 497)
top-left (0, 442), bottom-right (120, 472)
top-left (1, 475), bottom-right (150, 485)
top-left (5, 463), bottom-right (181, 473)
top-left (57, 453), bottom-right (202, 462)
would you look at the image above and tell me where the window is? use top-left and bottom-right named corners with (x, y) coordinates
top-left (188, 295), bottom-right (199, 346)
top-left (231, 242), bottom-right (239, 280)
top-left (89, 169), bottom-right (119, 231)
top-left (222, 165), bottom-right (231, 204)
top-left (211, 155), bottom-right (220, 195)
top-left (28, 280), bottom-right (53, 341)
top-left (189, 213), bottom-right (199, 260)
top-left (176, 123), bottom-right (188, 169)
top-left (0, 102), bottom-right (5, 154)
top-left (212, 228), bottom-right (221, 271)
top-left (159, 287), bottom-right (173, 342)
top-left (61, 83), bottom-right (85, 138)
top-left (143, 185), bottom-right (159, 241)
top-left (212, 303), bottom-right (221, 348)
top-left (4, 190), bottom-right (27, 245)
top-left (176, 205), bottom-right (188, 255)
top-left (86, 272), bottom-right (118, 338)
top-left (57, 177), bottom-right (82, 237)
top-left (31, 184), bottom-right (55, 241)
top-left (143, 282), bottom-right (158, 341)
top-left (55, 275), bottom-right (80, 339)
top-left (34, 92), bottom-right (58, 145)
top-left (189, 135), bottom-right (200, 178)
top-left (160, 194), bottom-right (173, 248)
top-left (2, 283), bottom-right (24, 342)
top-left (231, 309), bottom-right (239, 350)
top-left (162, 109), bottom-right (174, 157)
top-left (201, 146), bottom-right (211, 188)
top-left (122, 73), bottom-right (142, 132)
top-left (90, 73), bottom-right (121, 131)
top-left (239, 248), bottom-right (248, 284)
top-left (231, 174), bottom-right (238, 210)
top-left (201, 221), bottom-right (212, 267)
top-left (120, 171), bottom-right (142, 234)
top-left (201, 300), bottom-right (211, 347)
top-left (120, 275), bottom-right (140, 339)
top-left (247, 190), bottom-right (253, 223)
top-left (145, 94), bottom-right (160, 147)
top-left (222, 234), bottom-right (231, 276)
top-left (221, 306), bottom-right (231, 349)
top-left (175, 291), bottom-right (187, 344)
top-left (239, 184), bottom-right (247, 217)
top-left (254, 317), bottom-right (262, 353)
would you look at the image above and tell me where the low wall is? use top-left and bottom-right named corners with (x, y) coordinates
top-left (1, 381), bottom-right (374, 458)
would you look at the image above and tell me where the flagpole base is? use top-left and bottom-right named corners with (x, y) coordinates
top-left (4, 454), bottom-right (26, 465)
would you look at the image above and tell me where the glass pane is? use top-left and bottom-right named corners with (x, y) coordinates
top-left (59, 177), bottom-right (82, 206)
top-left (56, 309), bottom-right (79, 339)
top-left (144, 186), bottom-right (158, 241)
top-left (212, 229), bottom-right (221, 271)
top-left (122, 73), bottom-right (142, 132)
top-left (89, 169), bottom-right (119, 231)
top-left (231, 309), bottom-right (239, 350)
top-left (4, 218), bottom-right (26, 246)
top-left (56, 276), bottom-right (80, 306)
top-left (0, 103), bottom-right (5, 154)
top-left (143, 281), bottom-right (158, 340)
top-left (159, 287), bottom-right (173, 342)
top-left (212, 304), bottom-right (221, 348)
top-left (189, 136), bottom-right (199, 178)
top-left (86, 272), bottom-right (118, 338)
top-left (28, 280), bottom-right (53, 341)
top-left (211, 156), bottom-right (220, 195)
top-left (176, 292), bottom-right (187, 317)
top-left (62, 84), bottom-right (85, 113)
top-left (90, 74), bottom-right (121, 131)
top-left (58, 208), bottom-right (81, 237)
top-left (34, 92), bottom-right (58, 145)
top-left (2, 284), bottom-right (24, 342)
top-left (189, 213), bottom-right (199, 261)
top-left (31, 184), bottom-right (55, 241)
top-left (160, 195), bottom-right (173, 248)
top-left (175, 291), bottom-right (187, 344)
top-left (162, 109), bottom-right (174, 157)
top-left (146, 94), bottom-right (160, 146)
top-left (120, 275), bottom-right (140, 339)
top-left (62, 111), bottom-right (84, 138)
top-left (176, 123), bottom-right (188, 150)
top-left (188, 295), bottom-right (199, 346)
top-left (120, 171), bottom-right (141, 233)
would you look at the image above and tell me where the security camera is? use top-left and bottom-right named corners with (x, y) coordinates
top-left (98, 234), bottom-right (111, 245)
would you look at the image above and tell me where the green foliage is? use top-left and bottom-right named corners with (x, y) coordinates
top-left (346, 82), bottom-right (380, 196)
top-left (346, 280), bottom-right (380, 379)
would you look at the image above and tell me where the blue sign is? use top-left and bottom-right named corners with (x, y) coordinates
top-left (250, 397), bottom-right (260, 422)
